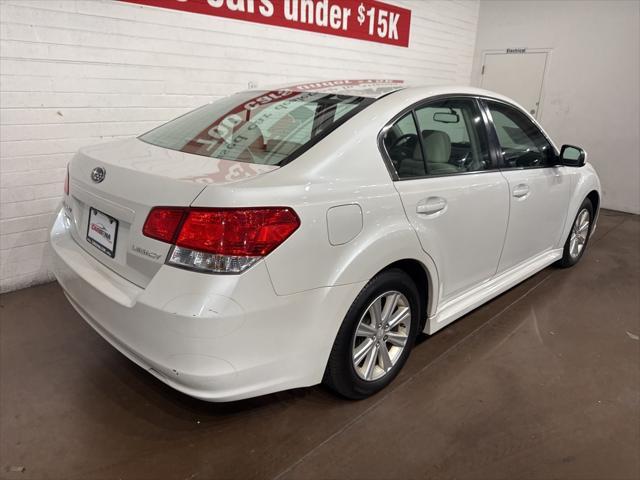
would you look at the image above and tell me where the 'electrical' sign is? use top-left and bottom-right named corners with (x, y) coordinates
top-left (120, 0), bottom-right (412, 47)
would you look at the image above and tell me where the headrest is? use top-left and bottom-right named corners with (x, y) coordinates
top-left (421, 130), bottom-right (451, 164)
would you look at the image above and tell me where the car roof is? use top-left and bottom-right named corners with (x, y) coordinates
top-left (257, 79), bottom-right (517, 103)
top-left (280, 79), bottom-right (406, 98)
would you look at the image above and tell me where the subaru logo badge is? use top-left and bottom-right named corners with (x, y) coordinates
top-left (91, 167), bottom-right (105, 183)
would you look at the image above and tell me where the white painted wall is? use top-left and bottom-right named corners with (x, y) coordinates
top-left (472, 0), bottom-right (640, 215)
top-left (0, 0), bottom-right (480, 292)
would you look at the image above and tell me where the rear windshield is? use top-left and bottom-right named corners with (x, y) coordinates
top-left (140, 90), bottom-right (375, 166)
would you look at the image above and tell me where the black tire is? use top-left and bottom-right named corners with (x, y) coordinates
top-left (323, 268), bottom-right (420, 399)
top-left (558, 198), bottom-right (594, 268)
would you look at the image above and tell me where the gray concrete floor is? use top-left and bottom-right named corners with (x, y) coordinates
top-left (1, 209), bottom-right (639, 480)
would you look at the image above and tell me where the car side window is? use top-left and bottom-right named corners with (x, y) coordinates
top-left (383, 113), bottom-right (427, 178)
top-left (486, 100), bottom-right (557, 168)
top-left (414, 98), bottom-right (491, 175)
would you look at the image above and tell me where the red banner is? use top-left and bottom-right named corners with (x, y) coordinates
top-left (120, 0), bottom-right (411, 47)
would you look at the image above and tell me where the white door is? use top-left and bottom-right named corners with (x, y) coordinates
top-left (480, 51), bottom-right (548, 119)
top-left (396, 173), bottom-right (509, 300)
top-left (483, 100), bottom-right (572, 273)
top-left (384, 98), bottom-right (509, 302)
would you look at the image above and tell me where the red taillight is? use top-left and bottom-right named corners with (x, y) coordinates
top-left (143, 207), bottom-right (186, 243)
top-left (142, 207), bottom-right (300, 273)
top-left (177, 208), bottom-right (300, 256)
top-left (64, 164), bottom-right (69, 196)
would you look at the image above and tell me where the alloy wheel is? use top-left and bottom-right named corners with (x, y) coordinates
top-left (569, 208), bottom-right (590, 259)
top-left (351, 291), bottom-right (411, 381)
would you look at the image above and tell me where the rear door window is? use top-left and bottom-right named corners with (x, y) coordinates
top-left (140, 90), bottom-right (374, 166)
top-left (414, 98), bottom-right (491, 175)
top-left (383, 97), bottom-right (491, 179)
top-left (383, 113), bottom-right (427, 179)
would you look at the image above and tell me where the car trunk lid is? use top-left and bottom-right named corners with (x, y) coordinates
top-left (65, 138), bottom-right (278, 288)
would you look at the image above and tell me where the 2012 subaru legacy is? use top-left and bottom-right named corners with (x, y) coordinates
top-left (50, 80), bottom-right (601, 401)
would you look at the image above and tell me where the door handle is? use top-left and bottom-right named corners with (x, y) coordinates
top-left (512, 184), bottom-right (530, 198)
top-left (416, 197), bottom-right (447, 215)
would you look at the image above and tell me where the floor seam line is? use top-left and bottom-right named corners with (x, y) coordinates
top-left (270, 390), bottom-right (394, 480)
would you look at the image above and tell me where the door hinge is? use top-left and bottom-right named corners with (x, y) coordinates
top-left (481, 65), bottom-right (485, 75)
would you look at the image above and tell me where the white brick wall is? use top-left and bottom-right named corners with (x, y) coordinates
top-left (0, 0), bottom-right (480, 293)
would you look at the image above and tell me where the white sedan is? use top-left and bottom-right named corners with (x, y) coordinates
top-left (50, 80), bottom-right (601, 401)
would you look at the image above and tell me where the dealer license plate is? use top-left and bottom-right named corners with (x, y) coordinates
top-left (87, 207), bottom-right (118, 258)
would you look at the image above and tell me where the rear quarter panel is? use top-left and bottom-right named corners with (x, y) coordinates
top-left (191, 91), bottom-right (443, 303)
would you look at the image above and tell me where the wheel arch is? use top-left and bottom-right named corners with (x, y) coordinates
top-left (586, 190), bottom-right (600, 220)
top-left (373, 258), bottom-right (435, 333)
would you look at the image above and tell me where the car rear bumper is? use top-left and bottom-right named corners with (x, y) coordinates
top-left (50, 209), bottom-right (364, 401)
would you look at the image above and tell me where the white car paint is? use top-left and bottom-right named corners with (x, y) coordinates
top-left (49, 81), bottom-right (601, 401)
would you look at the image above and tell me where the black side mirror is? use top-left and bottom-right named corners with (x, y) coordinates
top-left (560, 144), bottom-right (586, 167)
